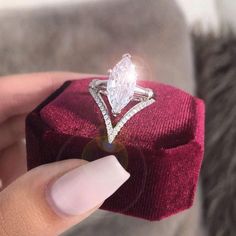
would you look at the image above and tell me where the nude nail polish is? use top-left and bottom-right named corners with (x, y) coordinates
top-left (47, 155), bottom-right (130, 216)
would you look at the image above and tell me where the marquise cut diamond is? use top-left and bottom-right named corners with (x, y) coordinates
top-left (107, 55), bottom-right (137, 115)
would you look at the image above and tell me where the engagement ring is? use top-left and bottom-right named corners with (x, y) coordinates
top-left (89, 54), bottom-right (155, 143)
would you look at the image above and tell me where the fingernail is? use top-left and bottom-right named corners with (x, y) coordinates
top-left (47, 155), bottom-right (130, 216)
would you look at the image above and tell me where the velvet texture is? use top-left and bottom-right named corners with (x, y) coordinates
top-left (26, 78), bottom-right (205, 221)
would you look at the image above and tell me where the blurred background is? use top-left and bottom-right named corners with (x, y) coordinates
top-left (1, 0), bottom-right (236, 33)
top-left (0, 0), bottom-right (236, 236)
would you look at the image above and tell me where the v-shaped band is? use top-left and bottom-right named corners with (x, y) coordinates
top-left (89, 81), bottom-right (155, 143)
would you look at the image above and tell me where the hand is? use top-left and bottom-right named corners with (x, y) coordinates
top-left (0, 72), bottom-right (130, 236)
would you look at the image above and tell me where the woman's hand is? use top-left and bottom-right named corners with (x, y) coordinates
top-left (0, 73), bottom-right (130, 236)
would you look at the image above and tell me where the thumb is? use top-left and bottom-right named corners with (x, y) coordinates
top-left (0, 155), bottom-right (130, 236)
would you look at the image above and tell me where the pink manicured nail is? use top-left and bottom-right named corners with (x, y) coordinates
top-left (47, 155), bottom-right (130, 216)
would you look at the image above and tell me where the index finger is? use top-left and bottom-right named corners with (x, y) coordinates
top-left (0, 72), bottom-right (95, 123)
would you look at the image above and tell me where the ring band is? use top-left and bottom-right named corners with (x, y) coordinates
top-left (89, 54), bottom-right (155, 143)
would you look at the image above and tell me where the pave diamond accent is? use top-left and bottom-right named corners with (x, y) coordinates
top-left (107, 54), bottom-right (137, 115)
top-left (89, 81), bottom-right (155, 143)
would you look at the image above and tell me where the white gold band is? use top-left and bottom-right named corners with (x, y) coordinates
top-left (89, 54), bottom-right (156, 143)
top-left (89, 80), bottom-right (155, 143)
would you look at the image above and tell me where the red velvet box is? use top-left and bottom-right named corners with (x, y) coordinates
top-left (26, 77), bottom-right (205, 221)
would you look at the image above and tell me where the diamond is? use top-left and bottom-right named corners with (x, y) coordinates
top-left (107, 54), bottom-right (137, 115)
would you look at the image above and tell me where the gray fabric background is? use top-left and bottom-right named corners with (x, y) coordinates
top-left (194, 33), bottom-right (236, 236)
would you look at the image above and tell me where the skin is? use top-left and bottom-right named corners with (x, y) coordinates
top-left (0, 72), bottom-right (101, 236)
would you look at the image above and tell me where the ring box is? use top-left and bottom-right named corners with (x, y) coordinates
top-left (26, 77), bottom-right (205, 221)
